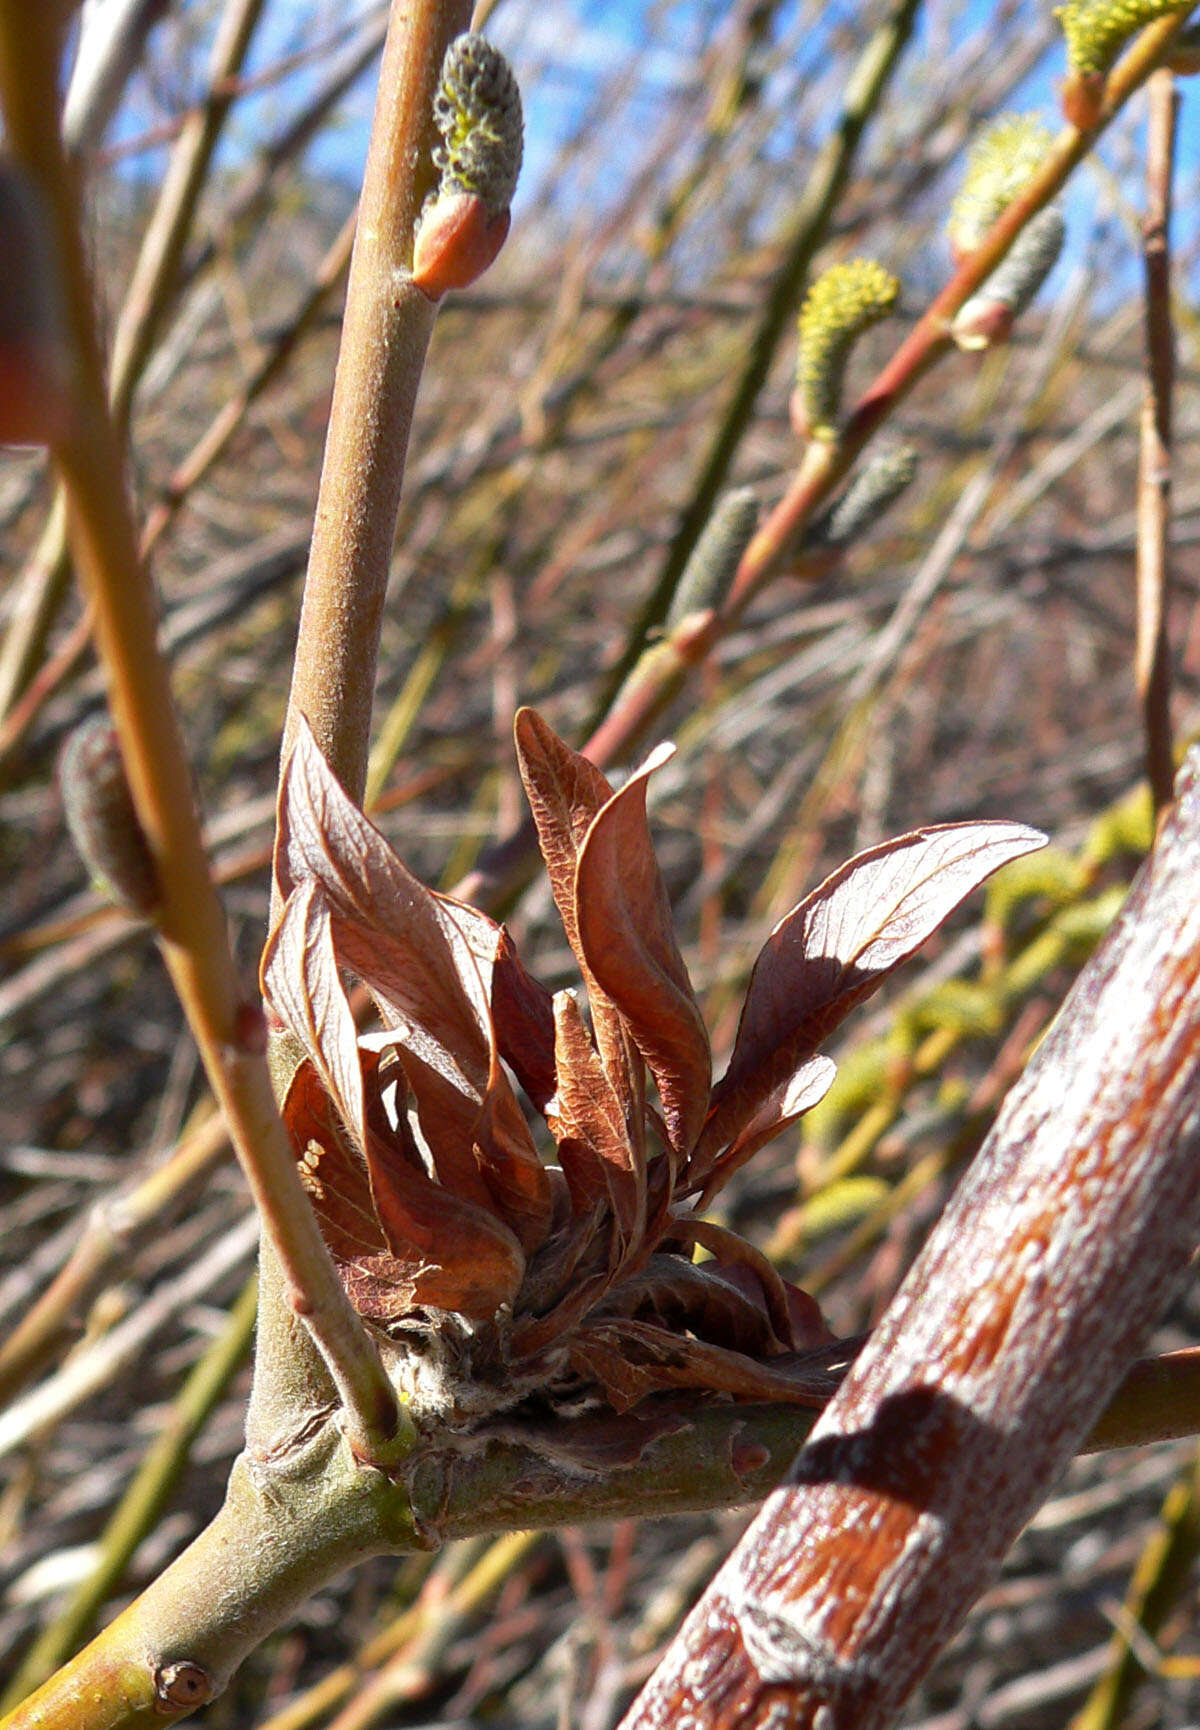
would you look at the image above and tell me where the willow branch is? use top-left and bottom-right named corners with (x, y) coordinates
top-left (0, 0), bottom-right (267, 731)
top-left (581, 8), bottom-right (1198, 776)
top-left (0, 9), bottom-right (407, 1469)
top-left (590, 0), bottom-right (922, 721)
top-left (280, 0), bottom-right (473, 805)
top-left (619, 745), bottom-right (1200, 1730)
top-left (1135, 67), bottom-right (1178, 817)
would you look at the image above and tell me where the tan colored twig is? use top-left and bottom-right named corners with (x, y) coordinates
top-left (0, 1112), bottom-right (229, 1406)
top-left (581, 9), bottom-right (1197, 777)
top-left (279, 0), bottom-right (473, 804)
top-left (1135, 68), bottom-right (1178, 818)
top-left (0, 0), bottom-right (268, 733)
top-left (0, 8), bottom-right (406, 1469)
top-left (591, 0), bottom-right (922, 722)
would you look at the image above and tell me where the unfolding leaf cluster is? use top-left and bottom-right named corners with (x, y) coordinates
top-left (262, 712), bottom-right (1043, 1428)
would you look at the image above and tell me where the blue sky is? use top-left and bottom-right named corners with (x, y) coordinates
top-left (101, 0), bottom-right (1198, 298)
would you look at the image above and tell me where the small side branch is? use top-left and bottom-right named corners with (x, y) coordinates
top-left (1135, 68), bottom-right (1178, 818)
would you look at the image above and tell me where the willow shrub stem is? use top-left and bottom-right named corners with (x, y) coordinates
top-left (1135, 67), bottom-right (1178, 817)
top-left (280, 0), bottom-right (472, 806)
top-left (590, 0), bottom-right (922, 722)
top-left (0, 0), bottom-right (267, 731)
top-left (0, 8), bottom-right (406, 1470)
top-left (582, 10), bottom-right (1198, 779)
top-left (621, 746), bottom-right (1200, 1730)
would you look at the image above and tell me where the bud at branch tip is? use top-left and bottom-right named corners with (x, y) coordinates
top-left (412, 34), bottom-right (523, 301)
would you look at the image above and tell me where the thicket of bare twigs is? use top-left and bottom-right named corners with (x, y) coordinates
top-left (1, 0), bottom-right (1199, 1726)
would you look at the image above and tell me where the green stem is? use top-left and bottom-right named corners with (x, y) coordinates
top-left (591, 0), bottom-right (922, 723)
top-left (0, 1425), bottom-right (423, 1730)
top-left (3, 1278), bottom-right (258, 1708)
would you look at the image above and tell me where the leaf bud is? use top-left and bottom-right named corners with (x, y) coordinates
top-left (412, 34), bottom-right (523, 300)
top-left (59, 717), bottom-right (160, 915)
top-left (823, 443), bottom-right (919, 545)
top-left (792, 259), bottom-right (900, 440)
top-left (952, 206), bottom-right (1066, 350)
top-left (666, 489), bottom-right (758, 628)
top-left (947, 115), bottom-right (1052, 260)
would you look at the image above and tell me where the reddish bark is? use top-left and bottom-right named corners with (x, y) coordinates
top-left (620, 750), bottom-right (1200, 1730)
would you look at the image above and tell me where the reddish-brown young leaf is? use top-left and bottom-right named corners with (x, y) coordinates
top-left (357, 983), bottom-right (552, 1255)
top-left (360, 1120), bottom-right (527, 1320)
top-left (490, 923), bottom-right (558, 1111)
top-left (262, 877), bottom-right (369, 1146)
top-left (427, 896), bottom-right (557, 1110)
top-left (576, 745), bottom-right (712, 1163)
top-left (513, 706), bottom-right (615, 956)
top-left (281, 1060), bottom-right (526, 1324)
top-left (592, 1254), bottom-right (785, 1357)
top-left (361, 1030), bottom-right (498, 1214)
top-left (568, 1318), bottom-right (849, 1412)
top-left (275, 718), bottom-right (494, 1092)
top-left (472, 1046), bottom-right (554, 1253)
top-left (698, 821), bottom-right (1044, 1164)
top-left (263, 801), bottom-right (532, 1320)
top-left (514, 707), bottom-right (638, 1119)
top-left (284, 1059), bottom-right (388, 1267)
top-left (670, 1218), bottom-right (832, 1352)
top-left (690, 1056), bottom-right (837, 1205)
top-left (547, 988), bottom-right (642, 1236)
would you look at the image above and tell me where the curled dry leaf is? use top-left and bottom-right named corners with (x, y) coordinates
top-left (261, 713), bottom-right (1040, 1430)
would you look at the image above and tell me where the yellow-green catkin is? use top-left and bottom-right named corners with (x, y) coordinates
top-left (825, 443), bottom-right (918, 544)
top-left (432, 34), bottom-right (523, 215)
top-left (947, 115), bottom-right (1052, 256)
top-left (666, 490), bottom-right (758, 627)
top-left (1056, 0), bottom-right (1193, 74)
top-left (795, 260), bottom-right (899, 439)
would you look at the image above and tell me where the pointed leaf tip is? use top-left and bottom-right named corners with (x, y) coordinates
top-left (575, 747), bottom-right (711, 1163)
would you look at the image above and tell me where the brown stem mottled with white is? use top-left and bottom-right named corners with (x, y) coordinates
top-left (620, 746), bottom-right (1200, 1730)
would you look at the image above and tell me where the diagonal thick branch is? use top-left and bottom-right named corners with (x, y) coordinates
top-left (620, 745), bottom-right (1200, 1730)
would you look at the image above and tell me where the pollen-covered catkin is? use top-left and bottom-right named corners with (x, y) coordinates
top-left (794, 259), bottom-right (899, 439)
top-left (948, 116), bottom-right (1053, 258)
top-left (1056, 0), bottom-right (1195, 75)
